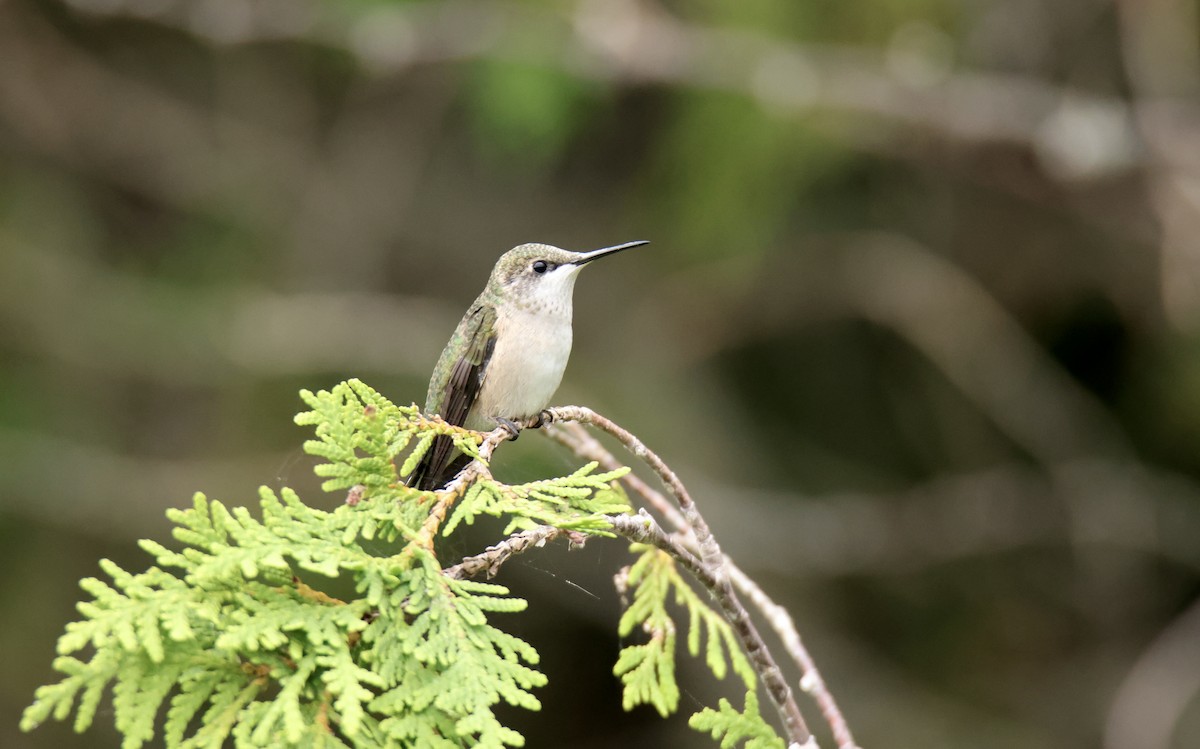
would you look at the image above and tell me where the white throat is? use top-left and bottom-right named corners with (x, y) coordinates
top-left (515, 264), bottom-right (581, 319)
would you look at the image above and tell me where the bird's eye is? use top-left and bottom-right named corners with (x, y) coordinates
top-left (532, 260), bottom-right (549, 274)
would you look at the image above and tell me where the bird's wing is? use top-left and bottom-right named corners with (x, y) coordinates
top-left (409, 303), bottom-right (497, 491)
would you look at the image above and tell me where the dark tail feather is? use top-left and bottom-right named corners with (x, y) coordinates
top-left (407, 434), bottom-right (472, 491)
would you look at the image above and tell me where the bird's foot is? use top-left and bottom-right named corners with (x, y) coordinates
top-left (494, 417), bottom-right (522, 441)
top-left (528, 409), bottom-right (555, 429)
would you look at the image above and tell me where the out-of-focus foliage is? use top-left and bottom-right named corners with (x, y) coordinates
top-left (3, 0), bottom-right (1200, 747)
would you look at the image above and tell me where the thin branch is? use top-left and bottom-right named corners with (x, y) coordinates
top-left (543, 421), bottom-right (687, 530)
top-left (544, 414), bottom-right (858, 748)
top-left (542, 405), bottom-right (812, 746)
top-left (443, 513), bottom-right (704, 590)
top-left (444, 525), bottom-right (567, 580)
top-left (726, 563), bottom-right (858, 749)
top-left (543, 406), bottom-right (723, 566)
top-left (607, 511), bottom-right (709, 582)
top-left (443, 509), bottom-right (861, 749)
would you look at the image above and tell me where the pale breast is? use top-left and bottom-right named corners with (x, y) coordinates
top-left (467, 308), bottom-right (573, 430)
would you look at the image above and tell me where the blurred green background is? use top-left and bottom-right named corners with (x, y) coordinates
top-left (4, 0), bottom-right (1200, 747)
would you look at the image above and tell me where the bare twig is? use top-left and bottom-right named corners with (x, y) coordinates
top-left (542, 405), bottom-right (812, 745)
top-left (444, 525), bottom-right (568, 580)
top-left (726, 564), bottom-right (857, 749)
top-left (543, 406), bottom-right (723, 565)
top-left (607, 510), bottom-right (709, 581)
top-left (543, 421), bottom-right (687, 530)
top-left (444, 512), bottom-right (709, 593)
top-left (446, 510), bottom-right (827, 745)
top-left (544, 414), bottom-right (858, 748)
top-left (606, 507), bottom-right (851, 749)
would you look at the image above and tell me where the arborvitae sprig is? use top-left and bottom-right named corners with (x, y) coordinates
top-left (22, 380), bottom-right (625, 747)
top-left (445, 465), bottom-right (632, 536)
top-left (690, 692), bottom-right (786, 749)
top-left (22, 378), bottom-right (789, 748)
top-left (613, 543), bottom-right (771, 740)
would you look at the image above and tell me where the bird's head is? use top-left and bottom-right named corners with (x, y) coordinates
top-left (488, 241), bottom-right (648, 314)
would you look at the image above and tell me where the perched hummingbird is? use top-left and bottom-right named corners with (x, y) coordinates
top-left (409, 240), bottom-right (648, 491)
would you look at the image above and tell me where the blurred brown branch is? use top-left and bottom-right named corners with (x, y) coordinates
top-left (660, 233), bottom-right (1130, 462)
top-left (0, 241), bottom-right (455, 381)
top-left (1115, 0), bottom-right (1200, 330)
top-left (17, 0), bottom-right (1167, 179)
top-left (1105, 596), bottom-right (1200, 749)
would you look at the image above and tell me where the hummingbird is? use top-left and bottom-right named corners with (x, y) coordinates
top-left (409, 240), bottom-right (649, 491)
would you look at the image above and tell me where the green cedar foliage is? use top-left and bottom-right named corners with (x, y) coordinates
top-left (22, 379), bottom-right (785, 748)
top-left (690, 692), bottom-right (786, 749)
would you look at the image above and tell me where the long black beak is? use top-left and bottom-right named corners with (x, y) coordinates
top-left (573, 240), bottom-right (650, 266)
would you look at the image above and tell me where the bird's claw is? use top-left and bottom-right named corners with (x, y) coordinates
top-left (495, 411), bottom-right (554, 440)
top-left (495, 417), bottom-right (522, 440)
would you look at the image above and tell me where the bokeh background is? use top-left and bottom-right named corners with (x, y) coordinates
top-left (4, 0), bottom-right (1200, 747)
